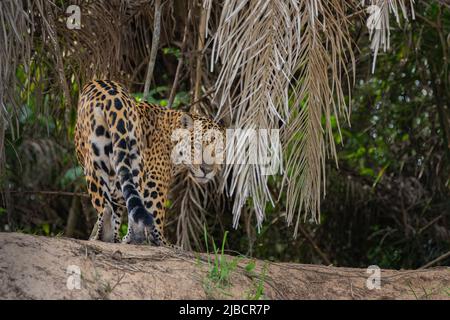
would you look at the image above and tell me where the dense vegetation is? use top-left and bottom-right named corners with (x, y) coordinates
top-left (0, 0), bottom-right (449, 269)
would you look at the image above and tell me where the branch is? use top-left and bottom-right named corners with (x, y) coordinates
top-left (167, 5), bottom-right (192, 108)
top-left (185, 89), bottom-right (214, 109)
top-left (420, 251), bottom-right (450, 269)
top-left (41, 2), bottom-right (72, 127)
top-left (297, 224), bottom-right (332, 266)
top-left (6, 190), bottom-right (89, 198)
top-left (143, 0), bottom-right (162, 101)
top-left (192, 3), bottom-right (208, 112)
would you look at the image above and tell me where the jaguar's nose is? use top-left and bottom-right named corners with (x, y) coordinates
top-left (200, 163), bottom-right (214, 173)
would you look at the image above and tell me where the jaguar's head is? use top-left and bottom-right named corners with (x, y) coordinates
top-left (172, 113), bottom-right (225, 183)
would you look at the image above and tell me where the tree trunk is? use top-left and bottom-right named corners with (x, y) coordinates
top-left (0, 232), bottom-right (449, 300)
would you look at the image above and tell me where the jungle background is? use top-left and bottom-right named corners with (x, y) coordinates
top-left (0, 0), bottom-right (449, 271)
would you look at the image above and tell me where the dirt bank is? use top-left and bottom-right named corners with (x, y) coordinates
top-left (0, 232), bottom-right (449, 299)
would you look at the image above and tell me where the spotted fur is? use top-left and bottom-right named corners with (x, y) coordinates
top-left (75, 80), bottom-right (223, 245)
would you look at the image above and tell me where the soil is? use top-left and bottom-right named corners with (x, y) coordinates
top-left (0, 232), bottom-right (449, 299)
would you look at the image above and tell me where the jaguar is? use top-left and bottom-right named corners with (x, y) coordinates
top-left (75, 80), bottom-right (223, 245)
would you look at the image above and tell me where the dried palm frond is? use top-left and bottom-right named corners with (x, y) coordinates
top-left (210, 0), bottom-right (355, 234)
top-left (169, 168), bottom-right (226, 250)
top-left (169, 169), bottom-right (208, 250)
top-left (0, 0), bottom-right (154, 131)
top-left (211, 0), bottom-right (304, 229)
top-left (361, 0), bottom-right (415, 72)
top-left (0, 0), bottom-right (33, 154)
top-left (209, 0), bottom-right (415, 236)
top-left (284, 1), bottom-right (357, 235)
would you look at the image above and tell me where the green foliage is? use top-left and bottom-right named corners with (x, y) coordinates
top-left (203, 229), bottom-right (239, 288)
top-left (201, 227), bottom-right (267, 299)
top-left (162, 47), bottom-right (181, 59)
top-left (132, 87), bottom-right (190, 109)
top-left (61, 166), bottom-right (84, 188)
top-left (245, 262), bottom-right (267, 300)
top-left (119, 223), bottom-right (128, 239)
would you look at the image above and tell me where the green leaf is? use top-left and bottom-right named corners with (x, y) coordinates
top-left (61, 166), bottom-right (83, 187)
top-left (245, 260), bottom-right (256, 273)
top-left (162, 47), bottom-right (181, 59)
top-left (42, 223), bottom-right (50, 236)
top-left (359, 167), bottom-right (375, 177)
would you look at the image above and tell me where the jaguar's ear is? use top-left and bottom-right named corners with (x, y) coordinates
top-left (180, 113), bottom-right (194, 129)
top-left (217, 118), bottom-right (225, 127)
